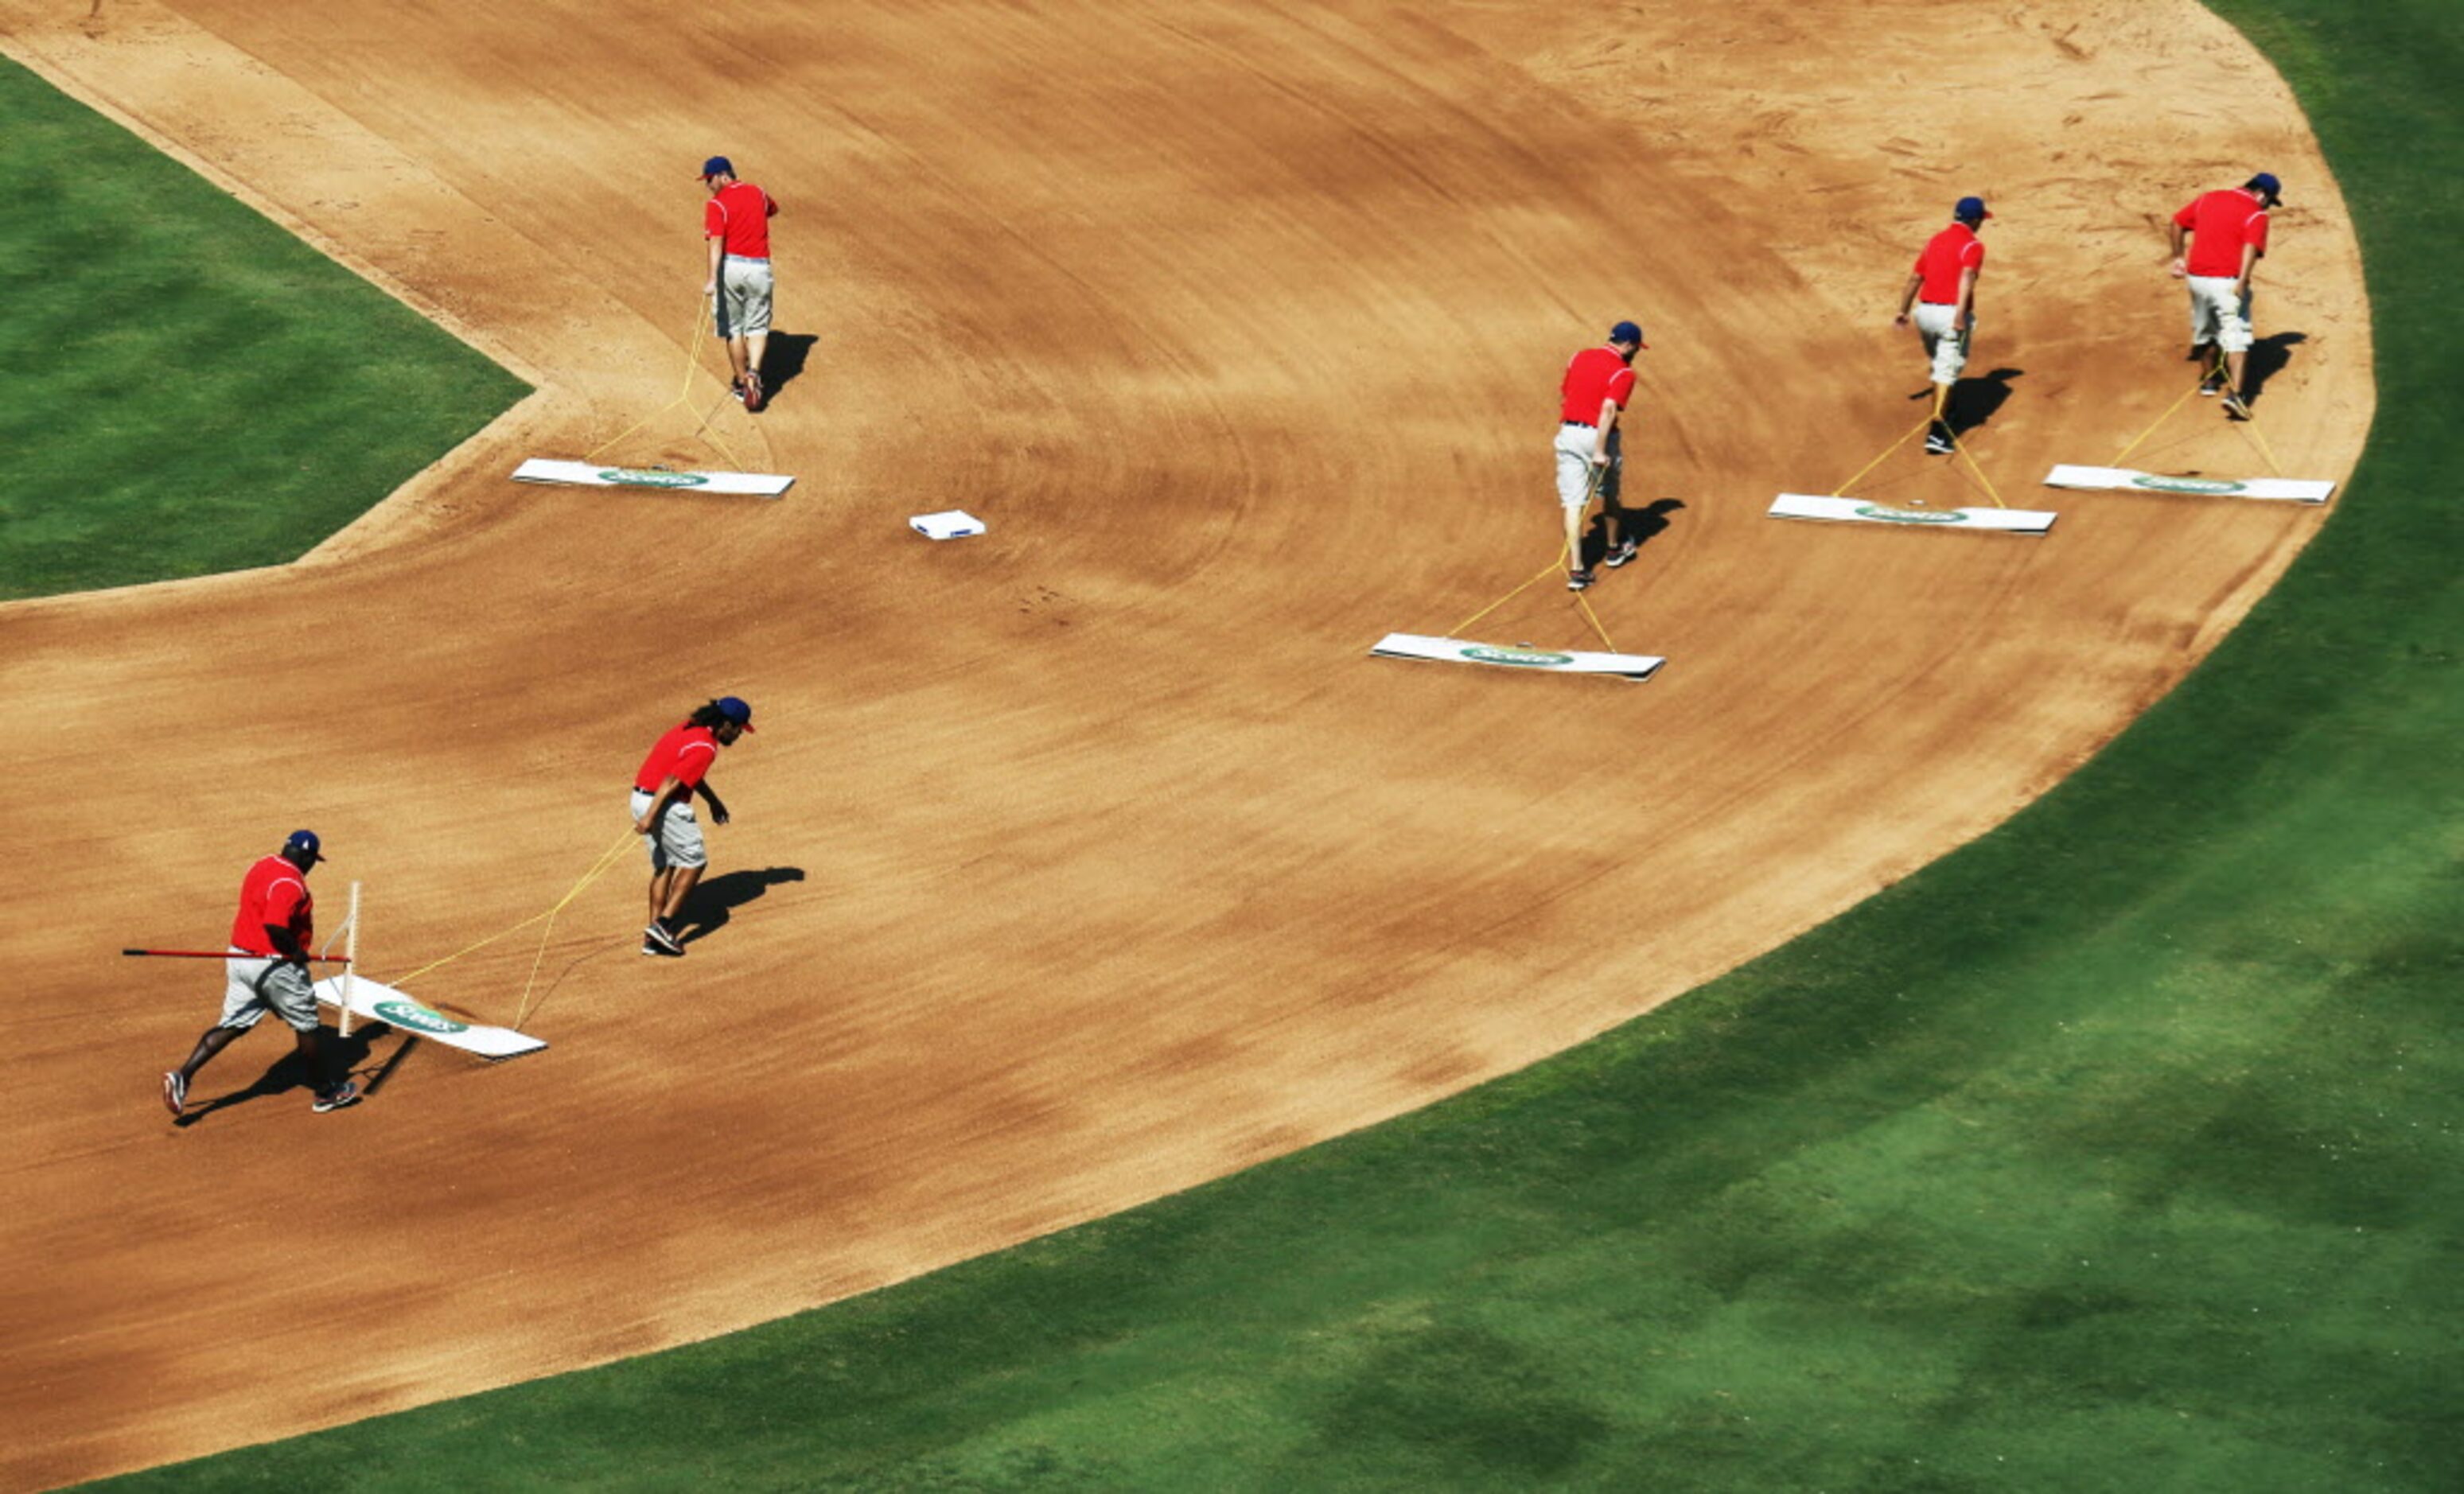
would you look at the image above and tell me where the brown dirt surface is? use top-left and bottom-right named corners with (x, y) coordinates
top-left (0, 0), bottom-right (2367, 1484)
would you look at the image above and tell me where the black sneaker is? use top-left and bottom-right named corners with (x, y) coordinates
top-left (312, 1080), bottom-right (362, 1114)
top-left (2198, 373), bottom-right (2226, 397)
top-left (1603, 539), bottom-right (1639, 569)
top-left (643, 936), bottom-right (684, 959)
top-left (1567, 568), bottom-right (1596, 592)
top-left (1925, 433), bottom-right (1956, 455)
top-left (644, 921), bottom-right (683, 955)
top-left (2221, 390), bottom-right (2252, 420)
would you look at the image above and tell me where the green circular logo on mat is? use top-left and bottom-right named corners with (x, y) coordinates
top-left (1463, 645), bottom-right (1575, 667)
top-left (598, 468), bottom-right (709, 488)
top-left (375, 999), bottom-right (469, 1036)
top-left (1854, 504), bottom-right (1968, 525)
top-left (2131, 474), bottom-right (2245, 495)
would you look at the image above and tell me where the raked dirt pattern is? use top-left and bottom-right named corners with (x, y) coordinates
top-left (0, 1), bottom-right (2366, 1485)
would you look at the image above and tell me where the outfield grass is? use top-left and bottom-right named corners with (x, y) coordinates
top-left (0, 59), bottom-right (525, 601)
top-left (91, 0), bottom-right (2464, 1488)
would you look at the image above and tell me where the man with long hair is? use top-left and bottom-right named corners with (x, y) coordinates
top-left (631, 697), bottom-right (754, 957)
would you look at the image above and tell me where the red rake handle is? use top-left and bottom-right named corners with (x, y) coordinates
top-left (121, 948), bottom-right (353, 963)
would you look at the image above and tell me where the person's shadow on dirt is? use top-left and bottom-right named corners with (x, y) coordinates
top-left (1945, 367), bottom-right (2023, 436)
top-left (676, 866), bottom-right (807, 946)
top-left (757, 333), bottom-right (819, 404)
top-left (2242, 331), bottom-right (2306, 402)
top-left (173, 1022), bottom-right (389, 1128)
top-left (1580, 498), bottom-right (1686, 572)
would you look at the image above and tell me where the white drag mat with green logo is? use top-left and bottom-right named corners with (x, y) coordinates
top-left (1371, 633), bottom-right (1665, 681)
top-left (312, 976), bottom-right (548, 1060)
top-left (512, 458), bottom-right (793, 497)
top-left (1769, 493), bottom-right (2057, 534)
top-left (2042, 465), bottom-right (2334, 503)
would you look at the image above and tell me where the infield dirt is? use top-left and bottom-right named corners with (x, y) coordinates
top-left (0, 1), bottom-right (2367, 1484)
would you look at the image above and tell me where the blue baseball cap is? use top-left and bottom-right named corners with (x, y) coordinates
top-left (2245, 172), bottom-right (2283, 204)
top-left (1609, 319), bottom-right (1649, 348)
top-left (699, 156), bottom-right (734, 180)
top-left (716, 696), bottom-right (755, 731)
top-left (284, 829), bottom-right (327, 863)
top-left (1955, 196), bottom-right (1992, 223)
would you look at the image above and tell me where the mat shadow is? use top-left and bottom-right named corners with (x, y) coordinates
top-left (677, 865), bottom-right (808, 946)
top-left (357, 1026), bottom-right (421, 1097)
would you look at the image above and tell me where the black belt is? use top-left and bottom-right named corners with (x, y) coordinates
top-left (1919, 300), bottom-right (1957, 307)
top-left (1562, 420), bottom-right (1594, 429)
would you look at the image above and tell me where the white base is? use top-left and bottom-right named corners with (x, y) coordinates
top-left (910, 509), bottom-right (987, 539)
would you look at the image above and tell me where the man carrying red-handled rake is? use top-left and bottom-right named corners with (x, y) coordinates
top-left (160, 831), bottom-right (361, 1118)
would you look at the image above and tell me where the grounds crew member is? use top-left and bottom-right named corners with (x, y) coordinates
top-left (701, 156), bottom-right (780, 411)
top-left (2169, 171), bottom-right (2280, 420)
top-left (633, 697), bottom-right (753, 957)
top-left (1555, 320), bottom-right (1648, 592)
top-left (1894, 196), bottom-right (1991, 454)
top-left (162, 831), bottom-right (362, 1117)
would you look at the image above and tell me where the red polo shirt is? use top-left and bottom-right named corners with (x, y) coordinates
top-left (704, 181), bottom-right (778, 259)
top-left (230, 854), bottom-right (313, 956)
top-left (636, 723), bottom-right (720, 795)
top-left (1913, 222), bottom-right (1984, 304)
top-left (2173, 188), bottom-right (2270, 278)
top-left (1559, 346), bottom-right (1637, 425)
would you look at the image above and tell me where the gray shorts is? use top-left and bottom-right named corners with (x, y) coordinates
top-left (1912, 302), bottom-right (1973, 386)
top-left (2186, 275), bottom-right (2254, 354)
top-left (220, 951), bottom-right (321, 1034)
top-left (633, 788), bottom-right (708, 871)
top-left (715, 256), bottom-right (773, 340)
top-left (1554, 423), bottom-right (1622, 509)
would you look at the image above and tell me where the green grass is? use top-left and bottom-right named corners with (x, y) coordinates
top-left (0, 59), bottom-right (525, 601)
top-left (87, 0), bottom-right (2464, 1487)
